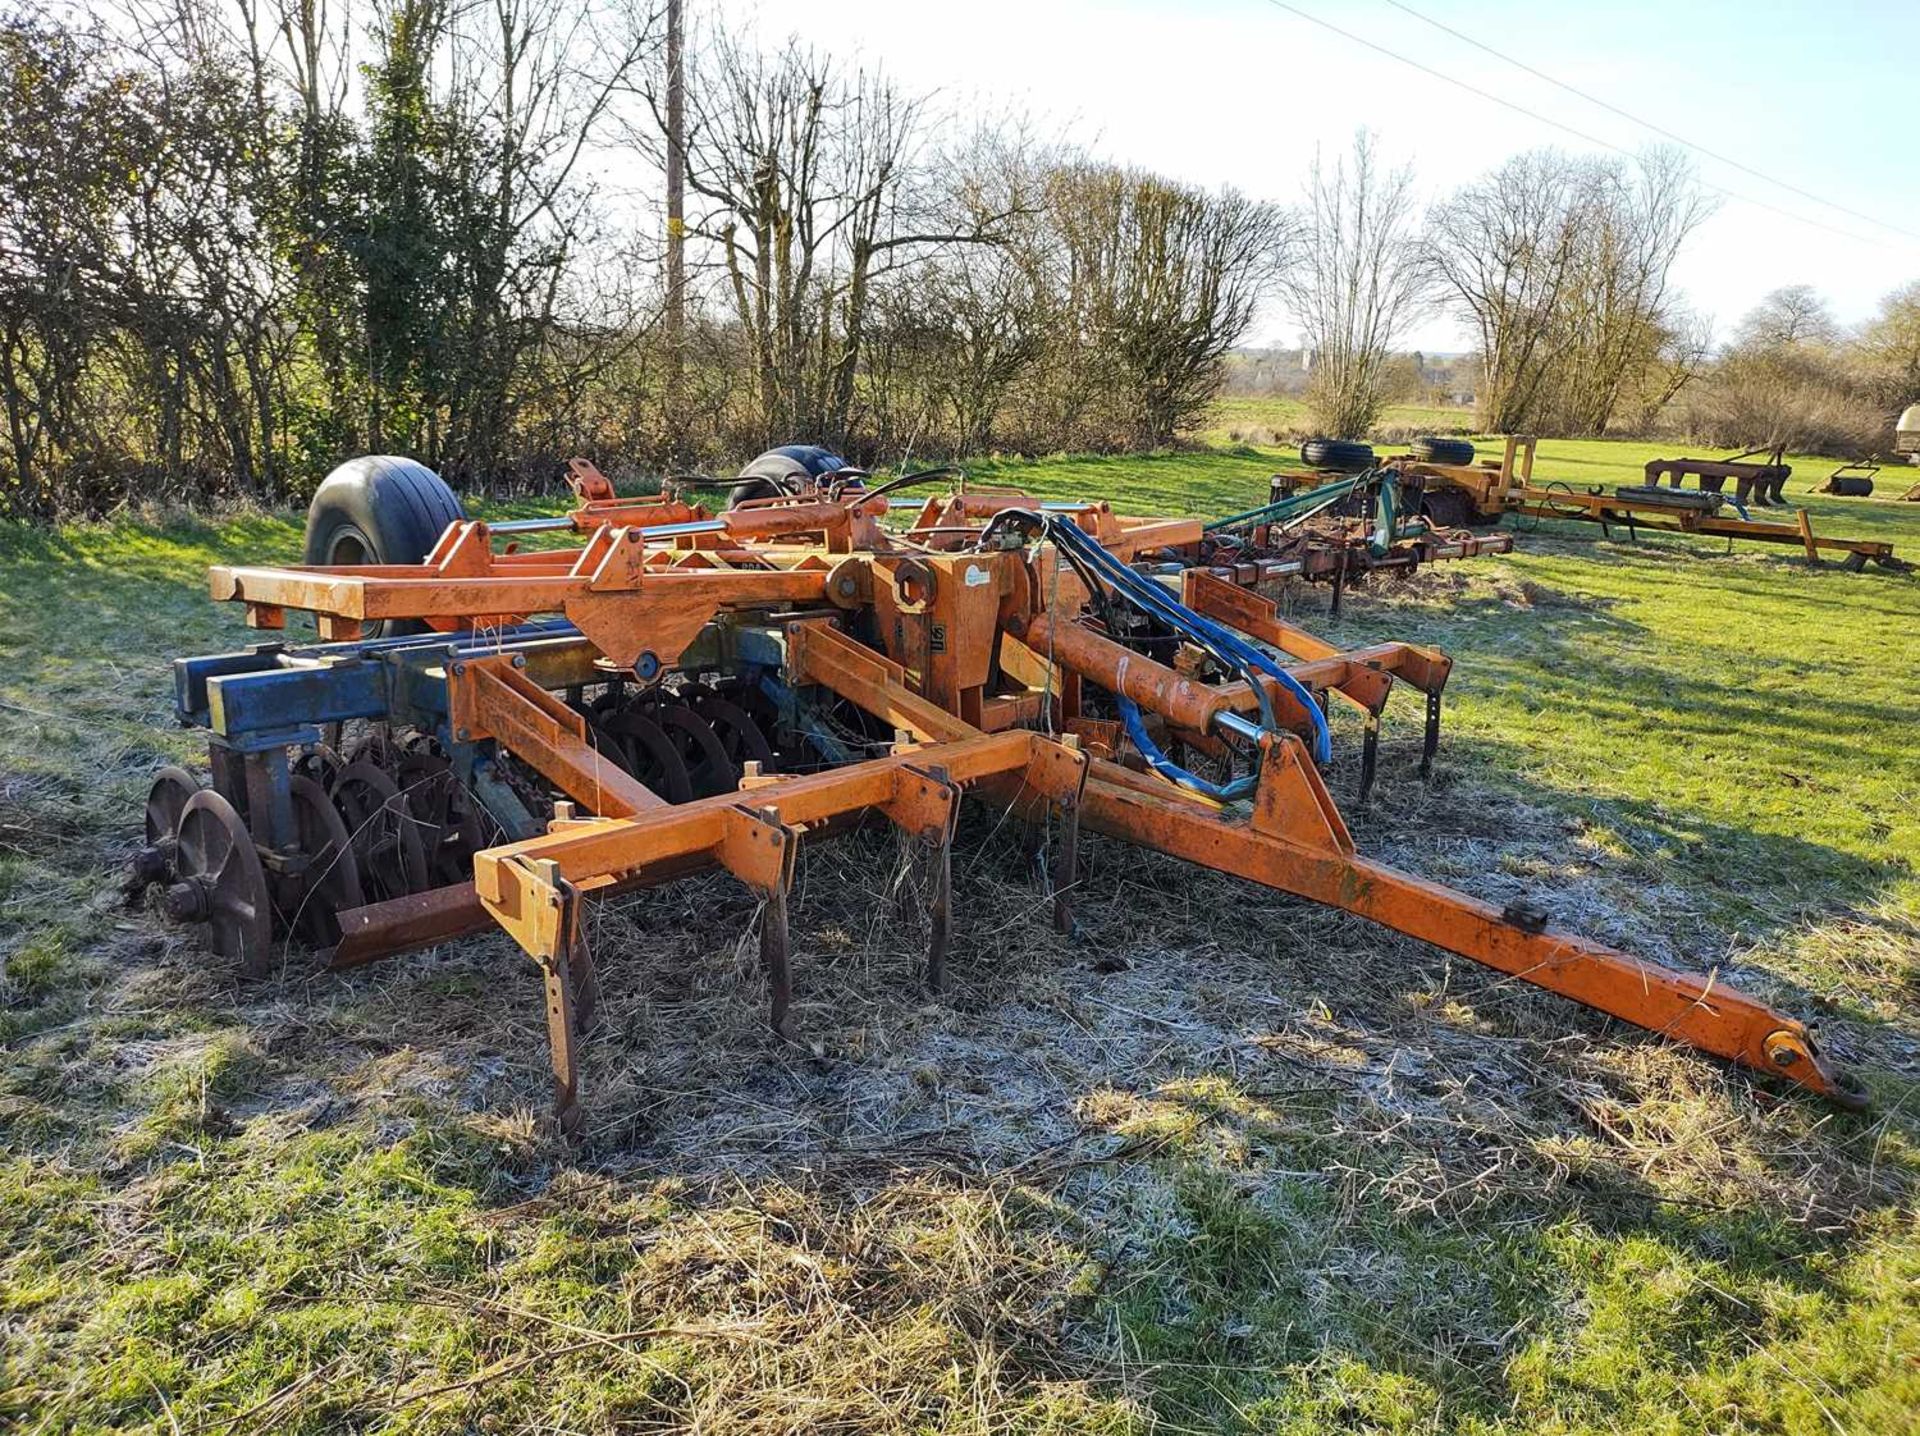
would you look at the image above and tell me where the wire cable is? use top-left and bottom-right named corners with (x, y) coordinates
top-left (1255, 0), bottom-right (1916, 253)
top-left (1379, 0), bottom-right (1920, 246)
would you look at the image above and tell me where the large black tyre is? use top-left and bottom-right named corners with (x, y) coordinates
top-left (728, 444), bottom-right (850, 508)
top-left (1410, 435), bottom-right (1475, 466)
top-left (1298, 438), bottom-right (1376, 473)
top-left (303, 456), bottom-right (465, 638)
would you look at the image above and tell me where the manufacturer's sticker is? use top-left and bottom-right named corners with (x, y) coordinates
top-left (964, 564), bottom-right (991, 587)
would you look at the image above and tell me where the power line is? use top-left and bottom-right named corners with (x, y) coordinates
top-left (1255, 0), bottom-right (1913, 253)
top-left (1380, 0), bottom-right (1920, 246)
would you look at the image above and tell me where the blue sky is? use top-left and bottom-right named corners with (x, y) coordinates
top-left (729, 0), bottom-right (1920, 350)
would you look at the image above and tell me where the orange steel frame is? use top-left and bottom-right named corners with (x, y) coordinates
top-left (206, 479), bottom-right (1866, 1130)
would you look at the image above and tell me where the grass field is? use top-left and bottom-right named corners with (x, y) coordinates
top-left (2, 436), bottom-right (1917, 1433)
top-left (1197, 394), bottom-right (1476, 447)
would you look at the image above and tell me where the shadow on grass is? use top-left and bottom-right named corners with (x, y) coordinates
top-left (1454, 648), bottom-right (1913, 771)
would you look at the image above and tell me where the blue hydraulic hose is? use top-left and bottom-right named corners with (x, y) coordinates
top-left (1054, 518), bottom-right (1331, 763)
top-left (1117, 694), bottom-right (1259, 800)
top-left (1043, 515), bottom-right (1333, 769)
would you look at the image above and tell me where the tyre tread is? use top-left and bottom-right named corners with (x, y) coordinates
top-left (1299, 438), bottom-right (1376, 473)
top-left (302, 456), bottom-right (465, 636)
top-left (1410, 435), bottom-right (1476, 466)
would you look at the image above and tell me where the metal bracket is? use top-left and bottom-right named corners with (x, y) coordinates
top-left (718, 805), bottom-right (801, 1031)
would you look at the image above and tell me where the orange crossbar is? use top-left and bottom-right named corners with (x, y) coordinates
top-left (472, 729), bottom-right (1080, 920)
top-left (1077, 739), bottom-right (1861, 1106)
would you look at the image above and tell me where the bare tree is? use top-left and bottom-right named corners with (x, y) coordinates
top-left (1694, 282), bottom-right (1876, 454)
top-left (111, 1), bottom-right (309, 496)
top-left (424, 0), bottom-right (661, 474)
top-left (0, 13), bottom-right (128, 508)
top-left (1856, 280), bottom-right (1920, 412)
top-left (1686, 345), bottom-right (1882, 454)
top-left (1279, 131), bottom-right (1426, 440)
top-left (647, 34), bottom-right (1012, 449)
top-left (1626, 308), bottom-right (1712, 433)
top-left (1733, 283), bottom-right (1839, 352)
top-left (1431, 146), bottom-right (1710, 435)
top-left (1040, 164), bottom-right (1288, 448)
top-left (1, 2), bottom-right (309, 506)
top-left (1549, 147), bottom-right (1713, 434)
top-left (889, 135), bottom-right (1051, 454)
top-left (1427, 149), bottom-right (1587, 434)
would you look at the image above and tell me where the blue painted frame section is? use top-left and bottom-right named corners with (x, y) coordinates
top-left (176, 620), bottom-right (584, 737)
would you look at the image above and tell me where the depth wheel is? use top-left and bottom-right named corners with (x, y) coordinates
top-left (1299, 437), bottom-right (1376, 473)
top-left (331, 761), bottom-right (430, 903)
top-left (1411, 435), bottom-right (1476, 466)
top-left (169, 790), bottom-right (274, 977)
top-left (283, 775), bottom-right (365, 948)
top-left (395, 749), bottom-right (485, 885)
top-left (600, 707), bottom-right (695, 802)
top-left (302, 456), bottom-right (465, 639)
top-left (1418, 488), bottom-right (1479, 530)
top-left (135, 766), bottom-right (202, 887)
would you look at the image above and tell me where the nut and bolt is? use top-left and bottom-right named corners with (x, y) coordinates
top-left (164, 877), bottom-right (212, 921)
top-left (130, 845), bottom-right (173, 886)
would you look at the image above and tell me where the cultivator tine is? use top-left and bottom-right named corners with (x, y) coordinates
top-left (569, 918), bottom-right (601, 1031)
top-left (880, 762), bottom-right (961, 993)
top-left (1052, 789), bottom-right (1080, 936)
top-left (720, 804), bottom-right (801, 1034)
top-left (541, 869), bottom-right (587, 1136)
top-left (760, 877), bottom-right (793, 1033)
top-left (1008, 748), bottom-right (1085, 936)
top-left (1420, 689), bottom-right (1443, 780)
top-left (1358, 709), bottom-right (1381, 805)
top-left (925, 828), bottom-right (954, 993)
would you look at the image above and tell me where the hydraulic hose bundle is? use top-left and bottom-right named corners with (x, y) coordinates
top-left (1007, 512), bottom-right (1333, 800)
